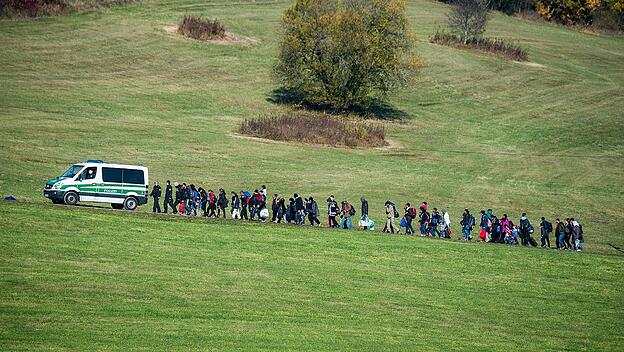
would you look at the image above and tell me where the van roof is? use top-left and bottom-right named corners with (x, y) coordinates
top-left (77, 162), bottom-right (148, 170)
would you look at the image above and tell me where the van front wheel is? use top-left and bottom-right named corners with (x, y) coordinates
top-left (63, 191), bottom-right (79, 206)
top-left (123, 196), bottom-right (138, 211)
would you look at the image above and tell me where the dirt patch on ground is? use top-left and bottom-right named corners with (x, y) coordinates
top-left (163, 25), bottom-right (258, 45)
top-left (514, 61), bottom-right (546, 68)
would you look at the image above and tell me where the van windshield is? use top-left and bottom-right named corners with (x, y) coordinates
top-left (61, 165), bottom-right (83, 178)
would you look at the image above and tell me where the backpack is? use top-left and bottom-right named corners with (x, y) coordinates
top-left (470, 215), bottom-right (476, 228)
top-left (544, 221), bottom-right (553, 233)
top-left (349, 205), bottom-right (356, 216)
top-left (394, 208), bottom-right (400, 218)
top-left (578, 224), bottom-right (584, 239)
top-left (408, 207), bottom-right (417, 218)
top-left (431, 213), bottom-right (439, 225)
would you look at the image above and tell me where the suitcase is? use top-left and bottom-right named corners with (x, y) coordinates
top-left (528, 236), bottom-right (538, 247)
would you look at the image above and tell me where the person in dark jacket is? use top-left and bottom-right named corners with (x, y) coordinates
top-left (419, 206), bottom-right (430, 237)
top-left (217, 188), bottom-right (228, 218)
top-left (163, 180), bottom-right (175, 214)
top-left (271, 194), bottom-right (279, 223)
top-left (287, 197), bottom-right (296, 224)
top-left (294, 193), bottom-right (305, 225)
top-left (404, 203), bottom-right (416, 235)
top-left (563, 218), bottom-right (573, 249)
top-left (198, 187), bottom-right (207, 216)
top-left (519, 213), bottom-right (532, 246)
top-left (307, 197), bottom-right (320, 226)
top-left (149, 181), bottom-right (162, 213)
top-left (430, 208), bottom-right (441, 237)
top-left (460, 208), bottom-right (474, 240)
top-left (249, 190), bottom-right (259, 220)
top-left (239, 191), bottom-right (249, 220)
top-left (540, 217), bottom-right (552, 248)
top-left (172, 182), bottom-right (182, 215)
top-left (230, 192), bottom-right (241, 219)
top-left (276, 197), bottom-right (286, 223)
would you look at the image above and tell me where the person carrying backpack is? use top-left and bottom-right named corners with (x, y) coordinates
top-left (239, 191), bottom-right (249, 220)
top-left (217, 188), bottom-right (228, 218)
top-left (540, 217), bottom-right (553, 248)
top-left (404, 203), bottom-right (416, 235)
top-left (383, 201), bottom-right (398, 234)
top-left (340, 200), bottom-right (353, 230)
top-left (249, 190), bottom-right (262, 221)
top-left (460, 208), bottom-right (474, 241)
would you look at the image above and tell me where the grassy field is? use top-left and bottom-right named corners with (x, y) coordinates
top-left (1, 202), bottom-right (623, 350)
top-left (1, 0), bottom-right (623, 349)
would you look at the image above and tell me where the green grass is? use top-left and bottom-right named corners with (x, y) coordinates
top-left (1, 202), bottom-right (623, 350)
top-left (0, 0), bottom-right (623, 349)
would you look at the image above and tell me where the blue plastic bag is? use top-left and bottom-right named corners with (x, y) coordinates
top-left (400, 217), bottom-right (407, 228)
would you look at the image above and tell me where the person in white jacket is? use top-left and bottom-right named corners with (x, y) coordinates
top-left (442, 208), bottom-right (451, 238)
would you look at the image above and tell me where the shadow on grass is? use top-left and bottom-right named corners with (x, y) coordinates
top-left (267, 87), bottom-right (409, 121)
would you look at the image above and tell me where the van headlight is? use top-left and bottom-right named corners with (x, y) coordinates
top-left (52, 184), bottom-right (60, 190)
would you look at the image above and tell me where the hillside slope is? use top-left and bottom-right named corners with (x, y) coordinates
top-left (0, 1), bottom-right (622, 250)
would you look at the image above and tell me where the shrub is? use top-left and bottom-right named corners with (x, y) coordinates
top-left (1, 0), bottom-right (132, 17)
top-left (275, 0), bottom-right (420, 111)
top-left (437, 0), bottom-right (537, 15)
top-left (177, 15), bottom-right (226, 41)
top-left (1, 0), bottom-right (66, 16)
top-left (431, 30), bottom-right (529, 61)
top-left (239, 111), bottom-right (387, 148)
top-left (593, 5), bottom-right (624, 30)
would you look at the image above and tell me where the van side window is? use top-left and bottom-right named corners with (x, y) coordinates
top-left (102, 168), bottom-right (122, 183)
top-left (122, 169), bottom-right (144, 184)
top-left (81, 167), bottom-right (97, 180)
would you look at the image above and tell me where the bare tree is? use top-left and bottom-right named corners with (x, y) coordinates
top-left (447, 0), bottom-right (490, 44)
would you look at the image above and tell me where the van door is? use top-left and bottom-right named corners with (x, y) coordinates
top-left (77, 166), bottom-right (99, 202)
top-left (100, 167), bottom-right (124, 204)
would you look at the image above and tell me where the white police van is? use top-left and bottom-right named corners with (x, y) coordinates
top-left (43, 160), bottom-right (149, 210)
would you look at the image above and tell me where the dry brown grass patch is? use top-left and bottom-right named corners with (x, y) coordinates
top-left (239, 111), bottom-right (387, 148)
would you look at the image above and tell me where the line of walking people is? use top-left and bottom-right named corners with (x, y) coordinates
top-left (148, 181), bottom-right (584, 251)
top-left (457, 208), bottom-right (585, 251)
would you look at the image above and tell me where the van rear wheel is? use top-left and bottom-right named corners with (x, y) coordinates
top-left (63, 191), bottom-right (79, 206)
top-left (123, 196), bottom-right (138, 211)
top-left (111, 203), bottom-right (123, 210)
